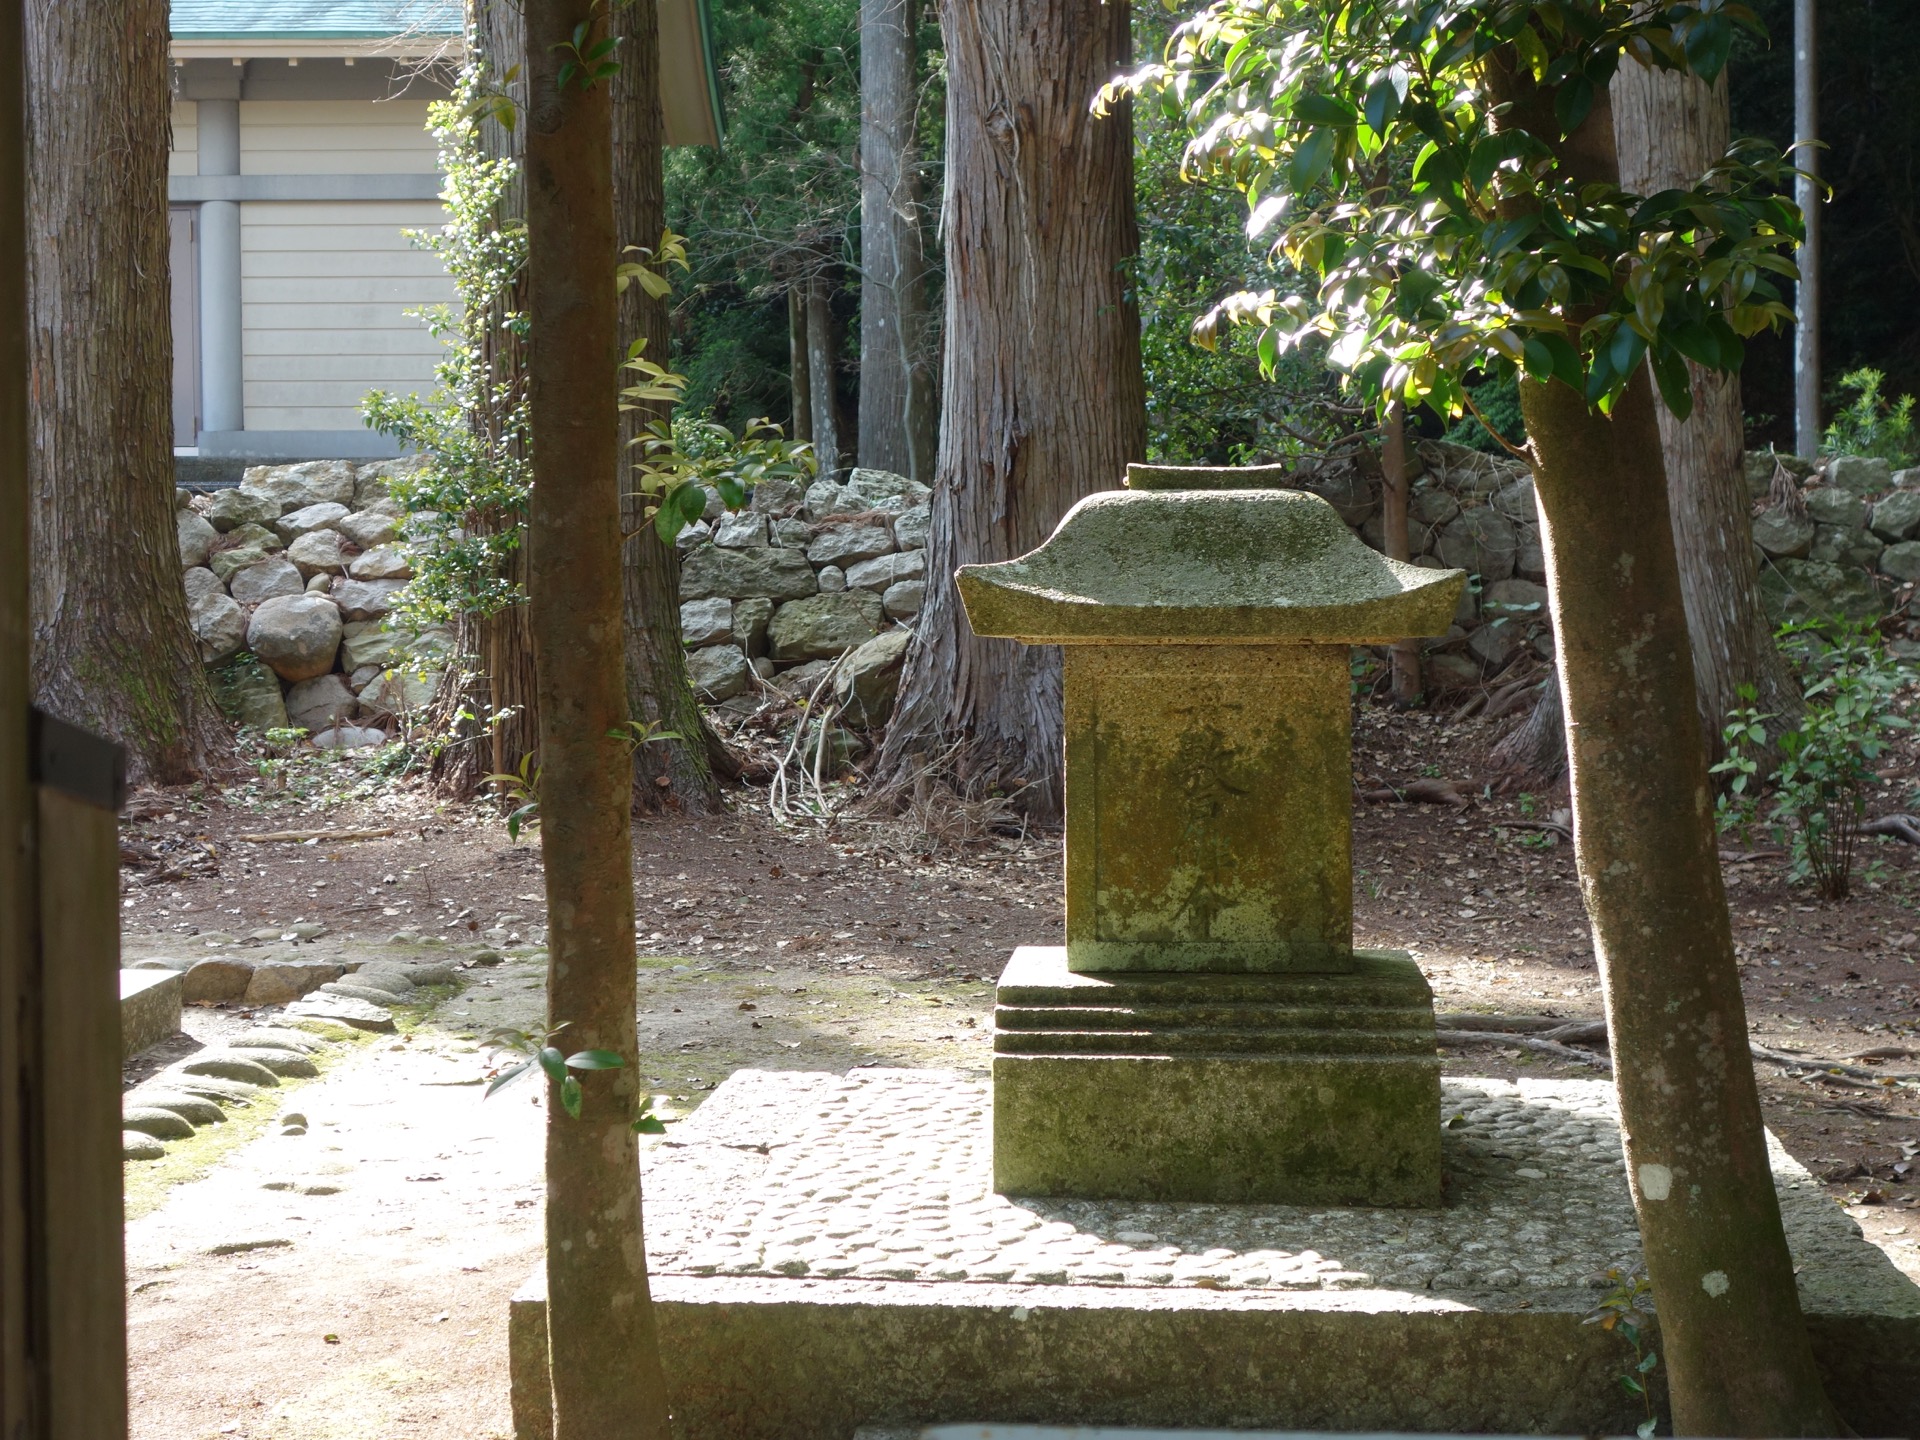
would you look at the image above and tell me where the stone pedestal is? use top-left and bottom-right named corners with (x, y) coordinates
top-left (959, 471), bottom-right (1464, 1206)
top-left (992, 946), bottom-right (1439, 1204)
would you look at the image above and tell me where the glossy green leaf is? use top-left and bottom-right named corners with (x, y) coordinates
top-left (565, 1049), bottom-right (625, 1071)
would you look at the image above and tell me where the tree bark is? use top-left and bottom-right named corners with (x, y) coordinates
top-left (614, 0), bottom-right (717, 813)
top-left (788, 287), bottom-right (813, 442)
top-left (522, 3), bottom-right (670, 1434)
top-left (426, 0), bottom-right (542, 800)
top-left (805, 270), bottom-right (844, 477)
top-left (1487, 54), bottom-right (1840, 1436)
top-left (1380, 401), bottom-right (1422, 705)
top-left (1611, 62), bottom-right (1800, 756)
top-left (857, 0), bottom-right (936, 482)
top-left (874, 0), bottom-right (1147, 816)
top-left (25, 0), bottom-right (227, 785)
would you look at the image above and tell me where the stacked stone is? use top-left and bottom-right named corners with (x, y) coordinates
top-left (1312, 441), bottom-right (1920, 692)
top-left (1745, 452), bottom-right (1920, 624)
top-left (175, 458), bottom-right (443, 747)
top-left (677, 467), bottom-right (927, 725)
top-left (1290, 440), bottom-right (1552, 692)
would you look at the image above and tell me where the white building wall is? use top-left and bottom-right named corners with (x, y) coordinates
top-left (170, 100), bottom-right (197, 176)
top-left (239, 99), bottom-right (440, 175)
top-left (240, 198), bottom-right (452, 433)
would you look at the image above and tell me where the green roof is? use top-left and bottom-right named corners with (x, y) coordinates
top-left (170, 2), bottom-right (460, 40)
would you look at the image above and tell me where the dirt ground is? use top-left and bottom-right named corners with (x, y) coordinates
top-left (119, 699), bottom-right (1920, 1438)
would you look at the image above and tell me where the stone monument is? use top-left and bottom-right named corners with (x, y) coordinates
top-left (959, 465), bottom-right (1466, 1206)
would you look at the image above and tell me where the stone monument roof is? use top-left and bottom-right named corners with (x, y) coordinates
top-left (958, 482), bottom-right (1465, 644)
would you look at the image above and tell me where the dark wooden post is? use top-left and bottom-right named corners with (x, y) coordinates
top-left (1, 1), bottom-right (36, 1428)
top-left (2, 5), bottom-right (133, 1432)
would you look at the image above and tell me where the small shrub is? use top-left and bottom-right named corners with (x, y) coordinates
top-left (1714, 620), bottom-right (1912, 900)
top-left (1821, 367), bottom-right (1918, 468)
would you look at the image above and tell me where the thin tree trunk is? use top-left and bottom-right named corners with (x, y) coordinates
top-left (873, 0), bottom-right (1147, 817)
top-left (788, 287), bottom-right (812, 442)
top-left (806, 271), bottom-right (843, 477)
top-left (522, 2), bottom-right (670, 1433)
top-left (1488, 55), bottom-right (1840, 1436)
top-left (1381, 401), bottom-right (1422, 705)
top-left (858, 0), bottom-right (935, 482)
top-left (25, 0), bottom-right (227, 785)
top-left (614, 0), bottom-right (717, 812)
top-left (1794, 0), bottom-right (1821, 459)
top-left (1611, 62), bottom-right (1800, 756)
top-left (428, 0), bottom-right (541, 800)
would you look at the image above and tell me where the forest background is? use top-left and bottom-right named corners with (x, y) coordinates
top-left (666, 0), bottom-right (1920, 464)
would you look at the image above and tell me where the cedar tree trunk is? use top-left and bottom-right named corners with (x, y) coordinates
top-left (857, 0), bottom-right (936, 482)
top-left (874, 0), bottom-right (1147, 815)
top-left (427, 0), bottom-right (542, 799)
top-left (806, 270), bottom-right (844, 477)
top-left (614, 0), bottom-right (717, 812)
top-left (1488, 54), bottom-right (1840, 1436)
top-left (788, 287), bottom-right (813, 442)
top-left (25, 0), bottom-right (226, 784)
top-left (1611, 62), bottom-right (1800, 754)
top-left (522, 3), bottom-right (670, 1434)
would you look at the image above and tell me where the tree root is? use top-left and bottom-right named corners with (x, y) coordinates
top-left (1357, 777), bottom-right (1474, 808)
top-left (1432, 1012), bottom-right (1920, 1084)
top-left (1861, 814), bottom-right (1920, 846)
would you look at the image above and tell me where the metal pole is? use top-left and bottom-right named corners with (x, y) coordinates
top-left (1794, 0), bottom-right (1821, 459)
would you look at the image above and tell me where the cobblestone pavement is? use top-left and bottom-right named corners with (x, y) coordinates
top-left (642, 1069), bottom-right (1920, 1316)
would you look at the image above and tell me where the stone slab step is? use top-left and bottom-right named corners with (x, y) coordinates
top-left (991, 1026), bottom-right (1438, 1058)
top-left (995, 946), bottom-right (1432, 1008)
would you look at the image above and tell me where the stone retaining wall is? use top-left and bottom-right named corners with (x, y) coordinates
top-left (174, 458), bottom-right (443, 747)
top-left (674, 467), bottom-right (930, 726)
top-left (179, 444), bottom-right (1912, 747)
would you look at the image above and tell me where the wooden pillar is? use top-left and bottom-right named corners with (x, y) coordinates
top-left (1, 0), bottom-right (36, 1428)
top-left (2, 6), bottom-right (133, 1433)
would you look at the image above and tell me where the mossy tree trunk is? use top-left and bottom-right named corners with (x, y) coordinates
top-left (522, 2), bottom-right (670, 1433)
top-left (429, 0), bottom-right (541, 800)
top-left (873, 0), bottom-right (1147, 817)
top-left (25, 0), bottom-right (227, 784)
top-left (1610, 62), bottom-right (1800, 756)
top-left (1489, 55), bottom-right (1841, 1436)
top-left (614, 0), bottom-right (717, 813)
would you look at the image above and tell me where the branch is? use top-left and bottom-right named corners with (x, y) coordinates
top-left (1861, 813), bottom-right (1920, 846)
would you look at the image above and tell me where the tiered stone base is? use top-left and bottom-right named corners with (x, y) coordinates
top-left (507, 1068), bottom-right (1920, 1440)
top-left (993, 946), bottom-right (1440, 1205)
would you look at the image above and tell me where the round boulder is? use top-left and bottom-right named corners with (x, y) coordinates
top-left (121, 1106), bottom-right (195, 1141)
top-left (123, 1131), bottom-right (167, 1161)
top-left (247, 593), bottom-right (343, 683)
top-left (177, 509), bottom-right (218, 568)
top-left (229, 556), bottom-right (305, 607)
top-left (181, 957), bottom-right (254, 1005)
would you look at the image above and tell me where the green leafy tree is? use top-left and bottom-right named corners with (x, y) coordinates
top-left (1119, 2), bottom-right (1841, 1431)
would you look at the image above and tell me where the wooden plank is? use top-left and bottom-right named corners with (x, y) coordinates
top-left (0, 0), bottom-right (38, 1427)
top-left (239, 301), bottom-right (451, 330)
top-left (242, 250), bottom-right (455, 279)
top-left (241, 274), bottom-right (451, 304)
top-left (35, 785), bottom-right (127, 1440)
top-left (241, 198), bottom-right (449, 226)
top-left (244, 330), bottom-right (445, 358)
top-left (245, 354), bottom-right (445, 383)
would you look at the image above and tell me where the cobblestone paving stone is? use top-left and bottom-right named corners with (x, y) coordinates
top-left (640, 1069), bottom-right (1906, 1313)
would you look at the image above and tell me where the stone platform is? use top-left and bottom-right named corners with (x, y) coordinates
top-left (120, 968), bottom-right (181, 1059)
top-left (508, 1069), bottom-right (1920, 1440)
top-left (993, 947), bottom-right (1439, 1205)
